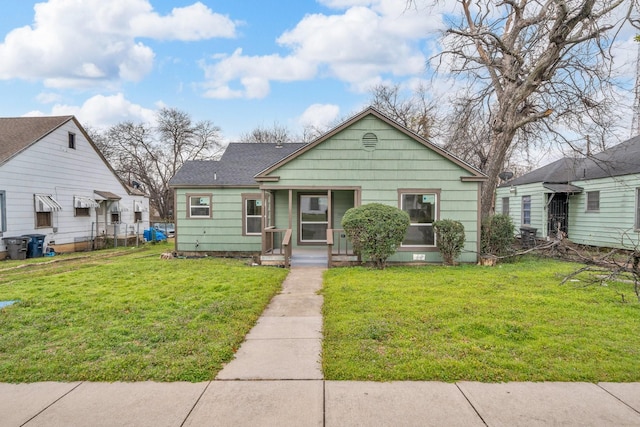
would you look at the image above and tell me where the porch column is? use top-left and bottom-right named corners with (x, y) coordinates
top-left (327, 189), bottom-right (332, 229)
top-left (288, 189), bottom-right (293, 230)
top-left (261, 189), bottom-right (266, 254)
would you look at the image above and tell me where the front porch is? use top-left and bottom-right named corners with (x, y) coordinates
top-left (259, 187), bottom-right (360, 268)
top-left (261, 228), bottom-right (359, 268)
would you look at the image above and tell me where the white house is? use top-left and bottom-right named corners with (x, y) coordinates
top-left (0, 116), bottom-right (149, 258)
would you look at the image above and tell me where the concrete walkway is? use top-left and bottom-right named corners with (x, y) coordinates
top-left (2, 266), bottom-right (640, 426)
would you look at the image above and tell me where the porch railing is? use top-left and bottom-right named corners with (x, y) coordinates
top-left (327, 228), bottom-right (358, 267)
top-left (263, 227), bottom-right (292, 268)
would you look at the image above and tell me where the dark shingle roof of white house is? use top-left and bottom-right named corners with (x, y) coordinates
top-left (0, 116), bottom-right (73, 165)
top-left (169, 143), bottom-right (307, 187)
top-left (500, 135), bottom-right (640, 187)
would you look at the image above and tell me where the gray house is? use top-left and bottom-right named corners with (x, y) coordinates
top-left (169, 107), bottom-right (487, 266)
top-left (496, 135), bottom-right (640, 249)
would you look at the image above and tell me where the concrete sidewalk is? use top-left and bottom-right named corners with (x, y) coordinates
top-left (3, 380), bottom-right (640, 426)
top-left (2, 266), bottom-right (640, 426)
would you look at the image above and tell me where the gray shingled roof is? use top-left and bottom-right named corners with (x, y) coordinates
top-left (500, 135), bottom-right (640, 187)
top-left (0, 116), bottom-right (73, 165)
top-left (169, 143), bottom-right (307, 186)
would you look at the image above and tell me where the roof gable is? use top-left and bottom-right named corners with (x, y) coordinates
top-left (255, 107), bottom-right (486, 181)
top-left (0, 116), bottom-right (73, 165)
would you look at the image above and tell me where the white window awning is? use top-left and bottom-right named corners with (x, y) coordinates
top-left (74, 196), bottom-right (99, 209)
top-left (35, 194), bottom-right (63, 212)
top-left (134, 201), bottom-right (143, 212)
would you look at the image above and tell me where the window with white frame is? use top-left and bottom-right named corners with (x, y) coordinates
top-left (243, 194), bottom-right (262, 235)
top-left (400, 192), bottom-right (437, 247)
top-left (502, 197), bottom-right (509, 215)
top-left (586, 191), bottom-right (600, 212)
top-left (68, 132), bottom-right (76, 149)
top-left (522, 195), bottom-right (531, 225)
top-left (188, 194), bottom-right (211, 218)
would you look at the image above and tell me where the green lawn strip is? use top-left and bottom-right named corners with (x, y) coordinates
top-left (0, 246), bottom-right (287, 382)
top-left (322, 259), bottom-right (640, 382)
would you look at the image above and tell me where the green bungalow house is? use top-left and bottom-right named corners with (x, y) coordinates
top-left (169, 107), bottom-right (486, 266)
top-left (495, 135), bottom-right (640, 249)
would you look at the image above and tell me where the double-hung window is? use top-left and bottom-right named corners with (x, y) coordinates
top-left (188, 194), bottom-right (212, 218)
top-left (243, 194), bottom-right (262, 235)
top-left (522, 195), bottom-right (531, 226)
top-left (502, 197), bottom-right (510, 215)
top-left (586, 191), bottom-right (600, 212)
top-left (400, 191), bottom-right (437, 247)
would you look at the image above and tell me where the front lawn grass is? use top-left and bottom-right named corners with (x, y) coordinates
top-left (0, 243), bottom-right (288, 382)
top-left (322, 258), bottom-right (640, 382)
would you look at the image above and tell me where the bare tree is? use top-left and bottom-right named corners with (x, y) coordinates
top-left (413, 0), bottom-right (635, 218)
top-left (239, 122), bottom-right (294, 144)
top-left (369, 83), bottom-right (438, 140)
top-left (95, 107), bottom-right (222, 220)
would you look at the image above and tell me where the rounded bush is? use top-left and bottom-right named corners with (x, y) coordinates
top-left (341, 203), bottom-right (410, 269)
top-left (481, 214), bottom-right (515, 256)
top-left (433, 219), bottom-right (465, 265)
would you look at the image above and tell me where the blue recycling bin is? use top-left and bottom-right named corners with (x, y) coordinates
top-left (23, 234), bottom-right (46, 258)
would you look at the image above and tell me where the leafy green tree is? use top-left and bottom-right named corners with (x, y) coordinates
top-left (342, 203), bottom-right (410, 269)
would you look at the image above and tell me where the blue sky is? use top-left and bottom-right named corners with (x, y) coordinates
top-left (0, 0), bottom-right (448, 141)
top-left (0, 0), bottom-right (637, 149)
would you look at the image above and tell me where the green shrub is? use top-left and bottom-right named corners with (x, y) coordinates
top-left (342, 203), bottom-right (410, 269)
top-left (481, 214), bottom-right (515, 256)
top-left (433, 219), bottom-right (466, 265)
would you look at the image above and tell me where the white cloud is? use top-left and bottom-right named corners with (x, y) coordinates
top-left (26, 93), bottom-right (155, 129)
top-left (200, 2), bottom-right (442, 99)
top-left (36, 92), bottom-right (62, 104)
top-left (0, 0), bottom-right (237, 88)
top-left (201, 48), bottom-right (317, 99)
top-left (130, 2), bottom-right (237, 41)
top-left (299, 103), bottom-right (341, 130)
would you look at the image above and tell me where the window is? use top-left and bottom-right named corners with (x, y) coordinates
top-left (586, 191), bottom-right (600, 212)
top-left (522, 195), bottom-right (531, 225)
top-left (636, 189), bottom-right (640, 230)
top-left (243, 194), bottom-right (262, 236)
top-left (74, 196), bottom-right (98, 217)
top-left (502, 197), bottom-right (509, 215)
top-left (34, 194), bottom-right (62, 228)
top-left (400, 192), bottom-right (437, 247)
top-left (68, 132), bottom-right (76, 149)
top-left (134, 201), bottom-right (143, 223)
top-left (188, 194), bottom-right (211, 218)
top-left (0, 191), bottom-right (5, 233)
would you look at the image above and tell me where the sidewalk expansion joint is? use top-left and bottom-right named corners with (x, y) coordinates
top-left (21, 381), bottom-right (84, 427)
top-left (455, 383), bottom-right (489, 427)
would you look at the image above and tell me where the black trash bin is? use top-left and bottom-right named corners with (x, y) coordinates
top-left (23, 234), bottom-right (46, 258)
top-left (2, 237), bottom-right (29, 260)
top-left (520, 227), bottom-right (537, 249)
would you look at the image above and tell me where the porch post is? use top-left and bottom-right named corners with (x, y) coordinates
top-left (327, 189), bottom-right (332, 230)
top-left (288, 189), bottom-right (293, 230)
top-left (261, 189), bottom-right (266, 254)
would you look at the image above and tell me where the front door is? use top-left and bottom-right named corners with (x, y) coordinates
top-left (547, 193), bottom-right (569, 237)
top-left (299, 195), bottom-right (328, 243)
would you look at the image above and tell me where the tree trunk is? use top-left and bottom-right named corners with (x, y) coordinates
top-left (480, 127), bottom-right (516, 220)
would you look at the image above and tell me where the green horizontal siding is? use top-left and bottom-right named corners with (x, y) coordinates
top-left (568, 175), bottom-right (640, 248)
top-left (265, 115), bottom-right (481, 260)
top-left (175, 187), bottom-right (262, 253)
